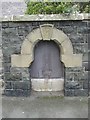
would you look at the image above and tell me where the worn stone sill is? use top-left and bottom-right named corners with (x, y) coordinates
top-left (0, 13), bottom-right (90, 21)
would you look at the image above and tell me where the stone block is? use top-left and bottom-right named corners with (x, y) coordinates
top-left (82, 54), bottom-right (88, 62)
top-left (10, 67), bottom-right (30, 81)
top-left (21, 39), bottom-right (33, 54)
top-left (2, 45), bottom-right (16, 56)
top-left (61, 54), bottom-right (82, 67)
top-left (60, 40), bottom-right (73, 54)
top-left (40, 24), bottom-right (53, 40)
top-left (65, 72), bottom-right (75, 81)
top-left (83, 81), bottom-right (89, 89)
top-left (69, 34), bottom-right (84, 43)
top-left (89, 80), bottom-right (90, 90)
top-left (9, 22), bottom-right (20, 28)
top-left (59, 21), bottom-right (73, 26)
top-left (2, 28), bottom-right (18, 36)
top-left (73, 21), bottom-right (87, 27)
top-left (83, 34), bottom-right (88, 43)
top-left (73, 44), bottom-right (88, 54)
top-left (10, 45), bottom-right (21, 55)
top-left (3, 55), bottom-right (11, 63)
top-left (22, 77), bottom-right (30, 81)
top-left (5, 81), bottom-right (12, 89)
top-left (65, 67), bottom-right (83, 72)
top-left (18, 27), bottom-right (26, 36)
top-left (4, 67), bottom-right (10, 73)
top-left (3, 63), bottom-right (11, 73)
top-left (63, 26), bottom-right (77, 34)
top-left (51, 28), bottom-right (73, 54)
top-left (77, 27), bottom-right (90, 34)
top-left (65, 81), bottom-right (81, 89)
top-left (26, 28), bottom-right (42, 43)
top-left (31, 78), bottom-right (64, 92)
top-left (0, 62), bottom-right (2, 68)
top-left (83, 62), bottom-right (89, 71)
top-left (73, 72), bottom-right (87, 81)
top-left (2, 22), bottom-right (9, 28)
top-left (13, 81), bottom-right (30, 90)
top-left (9, 36), bottom-right (23, 45)
top-left (4, 89), bottom-right (30, 96)
top-left (64, 89), bottom-right (75, 96)
top-left (4, 73), bottom-right (22, 81)
top-left (11, 54), bottom-right (33, 67)
top-left (74, 89), bottom-right (88, 96)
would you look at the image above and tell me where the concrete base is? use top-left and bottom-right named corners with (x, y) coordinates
top-left (2, 96), bottom-right (88, 118)
top-left (31, 78), bottom-right (64, 91)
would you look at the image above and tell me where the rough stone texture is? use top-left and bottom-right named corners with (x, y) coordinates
top-left (1, 13), bottom-right (90, 21)
top-left (2, 2), bottom-right (27, 16)
top-left (31, 78), bottom-right (64, 91)
top-left (2, 97), bottom-right (88, 118)
top-left (61, 54), bottom-right (82, 67)
top-left (1, 20), bottom-right (89, 96)
top-left (11, 25), bottom-right (82, 68)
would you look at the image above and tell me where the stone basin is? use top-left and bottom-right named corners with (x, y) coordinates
top-left (31, 78), bottom-right (64, 91)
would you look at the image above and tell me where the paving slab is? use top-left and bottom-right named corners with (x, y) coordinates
top-left (2, 96), bottom-right (88, 118)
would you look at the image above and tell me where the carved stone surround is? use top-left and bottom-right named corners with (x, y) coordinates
top-left (11, 24), bottom-right (82, 68)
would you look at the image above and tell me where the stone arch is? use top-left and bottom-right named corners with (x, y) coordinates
top-left (11, 24), bottom-right (82, 67)
top-left (21, 25), bottom-right (73, 55)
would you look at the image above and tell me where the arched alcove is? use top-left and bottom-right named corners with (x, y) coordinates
top-left (30, 40), bottom-right (65, 78)
top-left (29, 40), bottom-right (65, 91)
top-left (11, 24), bottom-right (82, 92)
top-left (11, 24), bottom-right (82, 68)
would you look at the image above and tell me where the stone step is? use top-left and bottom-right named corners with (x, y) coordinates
top-left (31, 90), bottom-right (64, 98)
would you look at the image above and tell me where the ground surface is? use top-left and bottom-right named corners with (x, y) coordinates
top-left (2, 95), bottom-right (88, 118)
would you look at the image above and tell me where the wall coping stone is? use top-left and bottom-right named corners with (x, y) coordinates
top-left (0, 13), bottom-right (90, 21)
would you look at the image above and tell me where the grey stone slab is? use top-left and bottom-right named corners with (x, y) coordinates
top-left (74, 89), bottom-right (88, 96)
top-left (4, 89), bottom-right (30, 96)
top-left (1, 14), bottom-right (90, 21)
top-left (66, 81), bottom-right (82, 89)
top-left (2, 96), bottom-right (88, 118)
top-left (13, 81), bottom-right (31, 90)
top-left (4, 72), bottom-right (22, 81)
top-left (2, 2), bottom-right (27, 16)
top-left (73, 44), bottom-right (88, 54)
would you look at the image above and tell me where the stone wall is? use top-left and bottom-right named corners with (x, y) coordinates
top-left (1, 16), bottom-right (90, 96)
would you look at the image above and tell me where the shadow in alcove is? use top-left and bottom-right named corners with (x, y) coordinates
top-left (28, 40), bottom-right (66, 97)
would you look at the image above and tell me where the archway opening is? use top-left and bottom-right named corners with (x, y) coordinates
top-left (29, 40), bottom-right (65, 92)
